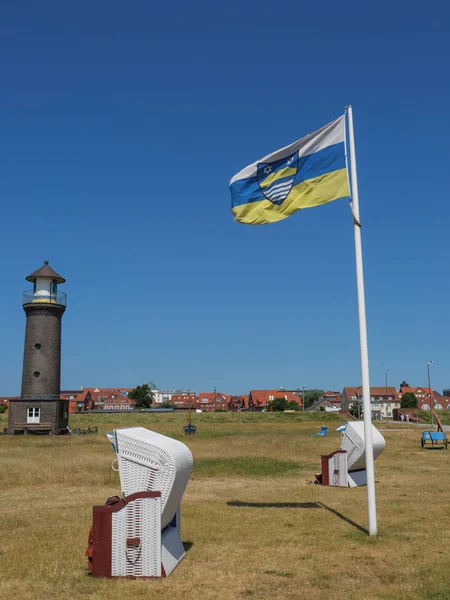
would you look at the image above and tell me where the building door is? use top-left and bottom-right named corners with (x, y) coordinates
top-left (27, 407), bottom-right (40, 424)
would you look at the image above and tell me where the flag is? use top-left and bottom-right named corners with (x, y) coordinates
top-left (230, 115), bottom-right (349, 225)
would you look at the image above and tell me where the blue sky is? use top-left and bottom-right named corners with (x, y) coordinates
top-left (1, 1), bottom-right (449, 395)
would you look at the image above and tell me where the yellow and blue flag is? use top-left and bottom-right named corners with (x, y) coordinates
top-left (230, 115), bottom-right (349, 225)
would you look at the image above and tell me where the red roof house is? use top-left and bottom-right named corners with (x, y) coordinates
top-left (197, 392), bottom-right (229, 412)
top-left (341, 386), bottom-right (400, 417)
top-left (323, 391), bottom-right (342, 404)
top-left (85, 388), bottom-right (134, 410)
top-left (60, 389), bottom-right (92, 413)
top-left (248, 389), bottom-right (302, 409)
top-left (398, 387), bottom-right (449, 410)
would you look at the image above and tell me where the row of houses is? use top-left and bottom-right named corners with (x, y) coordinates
top-left (2, 382), bottom-right (449, 415)
top-left (59, 387), bottom-right (307, 413)
top-left (0, 387), bottom-right (303, 413)
top-left (328, 382), bottom-right (450, 418)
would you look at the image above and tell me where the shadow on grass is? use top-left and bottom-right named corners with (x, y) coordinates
top-left (316, 502), bottom-right (369, 535)
top-left (227, 500), bottom-right (368, 535)
top-left (227, 501), bottom-right (320, 509)
top-left (183, 541), bottom-right (194, 552)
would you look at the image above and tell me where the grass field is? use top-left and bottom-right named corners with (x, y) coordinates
top-left (1, 411), bottom-right (450, 600)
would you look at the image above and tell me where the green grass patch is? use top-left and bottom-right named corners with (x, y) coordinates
top-left (194, 456), bottom-right (302, 477)
top-left (263, 570), bottom-right (294, 578)
top-left (419, 410), bottom-right (450, 426)
top-left (425, 586), bottom-right (450, 600)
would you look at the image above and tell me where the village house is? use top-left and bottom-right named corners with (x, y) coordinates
top-left (102, 393), bottom-right (136, 411)
top-left (307, 391), bottom-right (342, 412)
top-left (248, 389), bottom-right (303, 410)
top-left (341, 386), bottom-right (400, 419)
top-left (60, 389), bottom-right (92, 413)
top-left (84, 388), bottom-right (134, 411)
top-left (170, 392), bottom-right (198, 409)
top-left (171, 391), bottom-right (230, 412)
top-left (0, 396), bottom-right (19, 413)
top-left (228, 395), bottom-right (248, 411)
top-left (169, 391), bottom-right (251, 412)
top-left (153, 389), bottom-right (193, 404)
top-left (322, 391), bottom-right (342, 406)
top-left (398, 385), bottom-right (450, 411)
top-left (197, 392), bottom-right (229, 412)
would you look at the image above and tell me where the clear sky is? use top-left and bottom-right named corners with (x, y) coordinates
top-left (1, 1), bottom-right (449, 396)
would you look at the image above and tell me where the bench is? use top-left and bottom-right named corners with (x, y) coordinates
top-left (182, 424), bottom-right (197, 436)
top-left (421, 431), bottom-right (448, 449)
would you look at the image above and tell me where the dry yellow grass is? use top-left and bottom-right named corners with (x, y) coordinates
top-left (1, 412), bottom-right (450, 600)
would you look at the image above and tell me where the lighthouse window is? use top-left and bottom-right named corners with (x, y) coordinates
top-left (33, 371), bottom-right (41, 378)
top-left (34, 344), bottom-right (41, 350)
top-left (27, 407), bottom-right (40, 424)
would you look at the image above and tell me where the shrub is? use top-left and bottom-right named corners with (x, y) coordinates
top-left (401, 392), bottom-right (418, 409)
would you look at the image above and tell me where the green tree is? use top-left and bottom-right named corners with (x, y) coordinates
top-left (268, 397), bottom-right (289, 412)
top-left (401, 392), bottom-right (418, 409)
top-left (286, 400), bottom-right (300, 411)
top-left (302, 389), bottom-right (325, 409)
top-left (349, 399), bottom-right (363, 419)
top-left (129, 384), bottom-right (154, 408)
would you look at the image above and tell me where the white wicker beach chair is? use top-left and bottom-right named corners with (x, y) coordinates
top-left (89, 427), bottom-right (193, 578)
top-left (341, 421), bottom-right (386, 479)
top-left (114, 427), bottom-right (193, 529)
top-left (319, 422), bottom-right (386, 487)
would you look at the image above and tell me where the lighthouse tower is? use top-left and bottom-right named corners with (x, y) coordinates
top-left (8, 261), bottom-right (69, 435)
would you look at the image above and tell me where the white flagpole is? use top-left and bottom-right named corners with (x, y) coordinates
top-left (345, 105), bottom-right (378, 536)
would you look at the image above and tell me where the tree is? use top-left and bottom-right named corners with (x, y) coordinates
top-left (401, 392), bottom-right (417, 409)
top-left (268, 397), bottom-right (289, 412)
top-left (302, 389), bottom-right (325, 409)
top-left (129, 384), bottom-right (154, 408)
top-left (286, 400), bottom-right (300, 411)
top-left (349, 399), bottom-right (363, 419)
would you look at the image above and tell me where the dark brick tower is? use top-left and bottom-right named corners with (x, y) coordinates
top-left (8, 261), bottom-right (69, 434)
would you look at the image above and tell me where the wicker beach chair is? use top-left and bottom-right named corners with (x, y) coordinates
top-left (318, 422), bottom-right (386, 487)
top-left (89, 427), bottom-right (193, 578)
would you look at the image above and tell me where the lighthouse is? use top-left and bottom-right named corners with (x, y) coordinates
top-left (8, 261), bottom-right (69, 435)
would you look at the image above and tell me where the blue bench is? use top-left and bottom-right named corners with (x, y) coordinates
top-left (182, 424), bottom-right (197, 436)
top-left (421, 431), bottom-right (448, 449)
